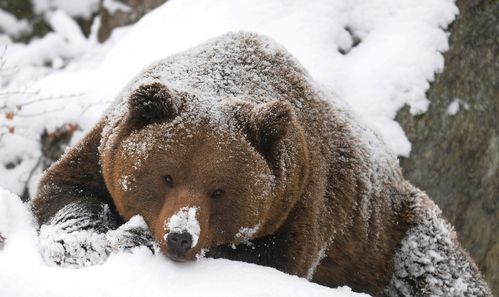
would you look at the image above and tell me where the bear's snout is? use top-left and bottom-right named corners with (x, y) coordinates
top-left (158, 205), bottom-right (204, 261)
top-left (166, 232), bottom-right (193, 261)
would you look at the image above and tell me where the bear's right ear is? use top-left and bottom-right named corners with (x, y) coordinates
top-left (127, 82), bottom-right (177, 128)
top-left (245, 101), bottom-right (295, 157)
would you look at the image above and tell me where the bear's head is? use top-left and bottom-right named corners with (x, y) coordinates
top-left (100, 82), bottom-right (309, 261)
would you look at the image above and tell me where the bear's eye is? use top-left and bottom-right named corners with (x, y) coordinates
top-left (163, 175), bottom-right (174, 188)
top-left (210, 189), bottom-right (224, 199)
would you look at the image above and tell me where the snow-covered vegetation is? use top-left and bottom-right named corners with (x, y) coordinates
top-left (0, 0), bottom-right (458, 296)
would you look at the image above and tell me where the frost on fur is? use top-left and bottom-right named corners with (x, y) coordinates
top-left (38, 203), bottom-right (111, 267)
top-left (385, 206), bottom-right (492, 297)
top-left (38, 204), bottom-right (157, 267)
top-left (106, 215), bottom-right (155, 254)
top-left (306, 244), bottom-right (329, 280)
top-left (39, 224), bottom-right (109, 267)
top-left (235, 224), bottom-right (260, 244)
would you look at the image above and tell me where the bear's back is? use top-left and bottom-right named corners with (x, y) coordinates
top-left (142, 32), bottom-right (311, 105)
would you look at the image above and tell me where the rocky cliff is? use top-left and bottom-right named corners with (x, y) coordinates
top-left (397, 0), bottom-right (498, 294)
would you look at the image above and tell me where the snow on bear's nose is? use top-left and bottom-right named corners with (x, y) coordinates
top-left (164, 206), bottom-right (200, 250)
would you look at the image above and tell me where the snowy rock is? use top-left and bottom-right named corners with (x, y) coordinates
top-left (446, 99), bottom-right (460, 115)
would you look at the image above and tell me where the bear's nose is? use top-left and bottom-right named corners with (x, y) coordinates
top-left (166, 232), bottom-right (192, 257)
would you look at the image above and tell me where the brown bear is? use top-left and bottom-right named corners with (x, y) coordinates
top-left (31, 32), bottom-right (492, 297)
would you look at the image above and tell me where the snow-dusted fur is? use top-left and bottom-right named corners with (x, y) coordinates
top-left (386, 198), bottom-right (491, 296)
top-left (37, 203), bottom-right (154, 267)
top-left (31, 32), bottom-right (491, 296)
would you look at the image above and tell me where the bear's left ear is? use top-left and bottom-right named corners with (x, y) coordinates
top-left (127, 82), bottom-right (177, 128)
top-left (247, 101), bottom-right (295, 157)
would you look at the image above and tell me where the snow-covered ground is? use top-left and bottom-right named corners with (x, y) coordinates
top-left (0, 0), bottom-right (457, 296)
top-left (0, 188), bottom-right (367, 297)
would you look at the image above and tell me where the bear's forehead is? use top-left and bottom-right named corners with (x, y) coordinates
top-left (119, 113), bottom-right (253, 170)
top-left (102, 90), bottom-right (243, 150)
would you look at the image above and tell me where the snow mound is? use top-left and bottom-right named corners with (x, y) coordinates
top-left (0, 188), bottom-right (370, 297)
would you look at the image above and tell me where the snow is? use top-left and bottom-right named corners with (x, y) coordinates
top-left (0, 10), bottom-right (31, 37)
top-left (38, 203), bottom-right (110, 267)
top-left (103, 0), bottom-right (132, 14)
top-left (106, 215), bottom-right (150, 253)
top-left (235, 224), bottom-right (261, 244)
top-left (446, 98), bottom-right (468, 115)
top-left (447, 99), bottom-right (460, 115)
top-left (120, 175), bottom-right (132, 192)
top-left (0, 188), bottom-right (369, 297)
top-left (49, 10), bottom-right (88, 47)
top-left (165, 207), bottom-right (201, 248)
top-left (33, 0), bottom-right (100, 19)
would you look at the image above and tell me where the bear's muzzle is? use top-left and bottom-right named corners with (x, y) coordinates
top-left (165, 232), bottom-right (193, 261)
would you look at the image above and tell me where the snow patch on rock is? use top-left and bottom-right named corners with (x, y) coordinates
top-left (447, 99), bottom-right (460, 115)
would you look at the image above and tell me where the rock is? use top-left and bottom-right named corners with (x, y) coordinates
top-left (98, 0), bottom-right (167, 42)
top-left (396, 0), bottom-right (498, 294)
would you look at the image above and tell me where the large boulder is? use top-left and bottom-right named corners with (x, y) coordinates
top-left (396, 0), bottom-right (498, 294)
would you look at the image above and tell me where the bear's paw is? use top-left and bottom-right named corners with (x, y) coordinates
top-left (38, 223), bottom-right (109, 267)
top-left (106, 215), bottom-right (155, 254)
top-left (37, 202), bottom-right (112, 267)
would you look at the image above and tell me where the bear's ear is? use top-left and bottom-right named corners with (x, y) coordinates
top-left (246, 101), bottom-right (295, 157)
top-left (127, 82), bottom-right (177, 127)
